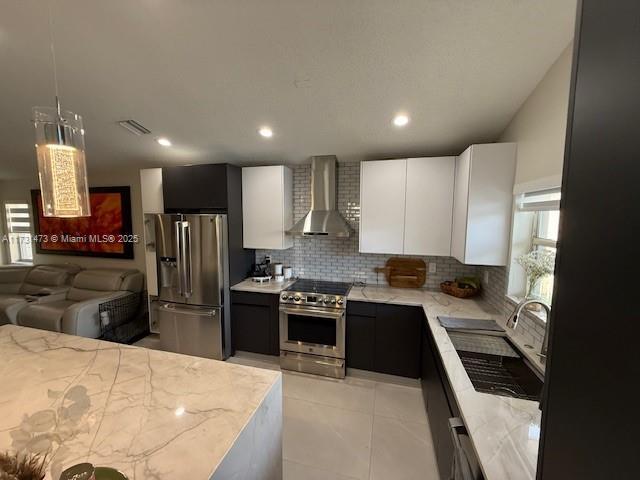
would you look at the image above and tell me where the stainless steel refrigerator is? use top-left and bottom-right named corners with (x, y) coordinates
top-left (154, 213), bottom-right (230, 360)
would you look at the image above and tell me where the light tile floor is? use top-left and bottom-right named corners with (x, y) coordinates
top-left (133, 338), bottom-right (440, 479)
top-left (229, 352), bottom-right (440, 480)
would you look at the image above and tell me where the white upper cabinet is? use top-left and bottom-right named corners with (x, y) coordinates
top-left (360, 157), bottom-right (455, 255)
top-left (360, 160), bottom-right (407, 254)
top-left (451, 143), bottom-right (517, 266)
top-left (404, 157), bottom-right (456, 256)
top-left (140, 168), bottom-right (164, 213)
top-left (242, 165), bottom-right (293, 250)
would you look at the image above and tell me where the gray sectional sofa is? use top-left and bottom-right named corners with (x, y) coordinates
top-left (0, 264), bottom-right (143, 338)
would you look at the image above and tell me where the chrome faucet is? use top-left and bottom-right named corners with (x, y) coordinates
top-left (507, 298), bottom-right (551, 361)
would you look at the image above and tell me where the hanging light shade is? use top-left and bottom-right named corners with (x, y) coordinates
top-left (33, 104), bottom-right (91, 217)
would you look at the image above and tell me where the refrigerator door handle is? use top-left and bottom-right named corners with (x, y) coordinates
top-left (160, 303), bottom-right (216, 317)
top-left (215, 215), bottom-right (225, 291)
top-left (182, 221), bottom-right (193, 298)
top-left (174, 221), bottom-right (184, 296)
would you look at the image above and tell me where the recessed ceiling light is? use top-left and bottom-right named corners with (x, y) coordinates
top-left (393, 114), bottom-right (410, 127)
top-left (157, 137), bottom-right (172, 147)
top-left (258, 126), bottom-right (273, 138)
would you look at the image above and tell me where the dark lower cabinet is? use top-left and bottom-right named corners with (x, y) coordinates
top-left (421, 322), bottom-right (457, 479)
top-left (346, 301), bottom-right (421, 378)
top-left (374, 304), bottom-right (422, 378)
top-left (346, 313), bottom-right (376, 371)
top-left (231, 291), bottom-right (279, 356)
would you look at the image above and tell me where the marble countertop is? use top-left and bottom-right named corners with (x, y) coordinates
top-left (349, 285), bottom-right (542, 480)
top-left (0, 325), bottom-right (282, 480)
top-left (231, 277), bottom-right (295, 294)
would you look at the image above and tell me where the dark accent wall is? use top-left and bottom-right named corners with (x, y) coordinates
top-left (537, 1), bottom-right (640, 479)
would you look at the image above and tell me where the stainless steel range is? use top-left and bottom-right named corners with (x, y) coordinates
top-left (279, 279), bottom-right (352, 378)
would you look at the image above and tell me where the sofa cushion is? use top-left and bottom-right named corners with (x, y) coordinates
top-left (17, 300), bottom-right (75, 332)
top-left (0, 266), bottom-right (30, 294)
top-left (0, 294), bottom-right (28, 325)
top-left (67, 269), bottom-right (140, 301)
top-left (19, 265), bottom-right (74, 295)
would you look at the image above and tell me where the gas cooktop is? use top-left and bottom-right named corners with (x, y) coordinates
top-left (284, 279), bottom-right (352, 296)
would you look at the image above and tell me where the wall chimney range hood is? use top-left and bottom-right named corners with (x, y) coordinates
top-left (288, 155), bottom-right (353, 237)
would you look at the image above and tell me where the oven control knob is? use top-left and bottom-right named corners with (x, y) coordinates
top-left (294, 295), bottom-right (301, 301)
top-left (323, 297), bottom-right (329, 304)
top-left (330, 298), bottom-right (336, 305)
top-left (337, 298), bottom-right (344, 305)
top-left (288, 295), bottom-right (294, 301)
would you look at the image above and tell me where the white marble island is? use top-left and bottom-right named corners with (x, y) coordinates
top-left (0, 325), bottom-right (282, 480)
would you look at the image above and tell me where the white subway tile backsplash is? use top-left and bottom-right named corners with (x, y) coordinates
top-left (255, 162), bottom-right (477, 288)
top-left (479, 265), bottom-right (546, 351)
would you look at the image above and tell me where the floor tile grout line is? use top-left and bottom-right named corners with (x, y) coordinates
top-left (283, 392), bottom-right (376, 416)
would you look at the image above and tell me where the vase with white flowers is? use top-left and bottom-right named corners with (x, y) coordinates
top-left (516, 249), bottom-right (556, 300)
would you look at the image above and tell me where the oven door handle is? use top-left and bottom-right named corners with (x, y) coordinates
top-left (279, 306), bottom-right (345, 320)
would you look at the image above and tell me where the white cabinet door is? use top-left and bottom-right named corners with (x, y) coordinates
top-left (140, 168), bottom-right (164, 213)
top-left (404, 157), bottom-right (455, 256)
top-left (242, 166), bottom-right (293, 250)
top-left (451, 143), bottom-right (516, 265)
top-left (359, 160), bottom-right (407, 254)
top-left (451, 149), bottom-right (471, 262)
top-left (465, 143), bottom-right (516, 265)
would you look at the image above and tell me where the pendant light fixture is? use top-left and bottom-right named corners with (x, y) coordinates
top-left (33, 1), bottom-right (90, 217)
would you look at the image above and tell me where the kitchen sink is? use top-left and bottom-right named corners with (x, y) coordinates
top-left (450, 332), bottom-right (543, 402)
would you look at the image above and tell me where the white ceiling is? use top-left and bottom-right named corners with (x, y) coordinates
top-left (0, 0), bottom-right (576, 179)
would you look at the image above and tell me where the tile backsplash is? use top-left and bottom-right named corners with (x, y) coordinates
top-left (255, 162), bottom-right (478, 288)
top-left (480, 265), bottom-right (546, 351)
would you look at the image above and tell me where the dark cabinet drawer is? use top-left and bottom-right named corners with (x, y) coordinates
top-left (232, 291), bottom-right (273, 306)
top-left (231, 291), bottom-right (279, 356)
top-left (347, 301), bottom-right (377, 317)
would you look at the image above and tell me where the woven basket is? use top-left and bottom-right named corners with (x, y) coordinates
top-left (440, 281), bottom-right (480, 298)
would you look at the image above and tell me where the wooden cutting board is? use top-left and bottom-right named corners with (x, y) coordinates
top-left (375, 257), bottom-right (427, 288)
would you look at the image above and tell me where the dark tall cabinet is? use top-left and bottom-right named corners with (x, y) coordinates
top-left (537, 2), bottom-right (640, 478)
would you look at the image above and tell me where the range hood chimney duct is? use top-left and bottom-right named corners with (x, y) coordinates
top-left (287, 155), bottom-right (353, 237)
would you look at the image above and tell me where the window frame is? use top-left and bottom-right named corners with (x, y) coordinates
top-left (507, 188), bottom-right (560, 315)
top-left (3, 202), bottom-right (34, 265)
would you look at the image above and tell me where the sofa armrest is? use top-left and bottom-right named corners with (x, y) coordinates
top-left (61, 292), bottom-right (129, 338)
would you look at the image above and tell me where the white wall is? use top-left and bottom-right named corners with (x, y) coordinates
top-left (0, 169), bottom-right (145, 273)
top-left (500, 43), bottom-right (573, 192)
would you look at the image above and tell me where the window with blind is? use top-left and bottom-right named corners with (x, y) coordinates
top-left (508, 188), bottom-right (560, 306)
top-left (4, 203), bottom-right (33, 263)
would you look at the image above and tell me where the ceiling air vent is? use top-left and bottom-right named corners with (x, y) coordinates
top-left (118, 119), bottom-right (151, 135)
